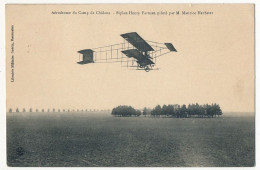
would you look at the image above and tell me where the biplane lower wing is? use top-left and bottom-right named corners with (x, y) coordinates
top-left (122, 49), bottom-right (154, 66)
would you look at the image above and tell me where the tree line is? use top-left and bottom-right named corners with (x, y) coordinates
top-left (112, 103), bottom-right (222, 118)
top-left (8, 108), bottom-right (110, 113)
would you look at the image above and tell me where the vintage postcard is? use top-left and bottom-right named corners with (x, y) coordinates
top-left (5, 4), bottom-right (254, 167)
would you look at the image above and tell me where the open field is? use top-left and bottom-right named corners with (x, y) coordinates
top-left (7, 112), bottom-right (255, 167)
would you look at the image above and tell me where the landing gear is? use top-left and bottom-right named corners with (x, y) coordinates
top-left (138, 64), bottom-right (152, 72)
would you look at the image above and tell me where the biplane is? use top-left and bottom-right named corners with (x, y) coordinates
top-left (77, 32), bottom-right (177, 72)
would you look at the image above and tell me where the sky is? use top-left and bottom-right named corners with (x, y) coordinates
top-left (5, 4), bottom-right (254, 113)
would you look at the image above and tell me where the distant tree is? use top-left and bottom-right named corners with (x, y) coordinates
top-left (53, 108), bottom-right (55, 112)
top-left (29, 108), bottom-right (32, 112)
top-left (175, 105), bottom-right (181, 118)
top-left (198, 104), bottom-right (205, 118)
top-left (204, 104), bottom-right (211, 118)
top-left (162, 105), bottom-right (168, 117)
top-left (58, 109), bottom-right (60, 112)
top-left (42, 109), bottom-right (44, 112)
top-left (36, 109), bottom-right (38, 112)
top-left (16, 108), bottom-right (19, 113)
top-left (63, 109), bottom-right (65, 112)
top-left (167, 105), bottom-right (175, 117)
top-left (187, 104), bottom-right (194, 117)
top-left (9, 108), bottom-right (12, 113)
top-left (211, 103), bottom-right (222, 118)
top-left (180, 104), bottom-right (187, 118)
top-left (206, 104), bottom-right (214, 118)
top-left (216, 104), bottom-right (223, 117)
top-left (23, 108), bottom-right (26, 112)
top-left (194, 104), bottom-right (199, 116)
top-left (135, 110), bottom-right (141, 117)
top-left (151, 105), bottom-right (162, 117)
top-left (143, 107), bottom-right (148, 117)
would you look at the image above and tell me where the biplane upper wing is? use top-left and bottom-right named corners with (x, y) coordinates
top-left (121, 32), bottom-right (154, 52)
top-left (122, 49), bottom-right (154, 66)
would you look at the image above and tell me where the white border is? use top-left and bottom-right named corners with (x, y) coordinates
top-left (0, 1), bottom-right (258, 170)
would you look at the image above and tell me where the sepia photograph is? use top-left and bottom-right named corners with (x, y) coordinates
top-left (4, 3), bottom-right (255, 167)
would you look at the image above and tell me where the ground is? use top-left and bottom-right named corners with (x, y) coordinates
top-left (6, 112), bottom-right (255, 167)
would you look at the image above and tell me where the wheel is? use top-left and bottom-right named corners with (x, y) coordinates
top-left (145, 66), bottom-right (150, 72)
